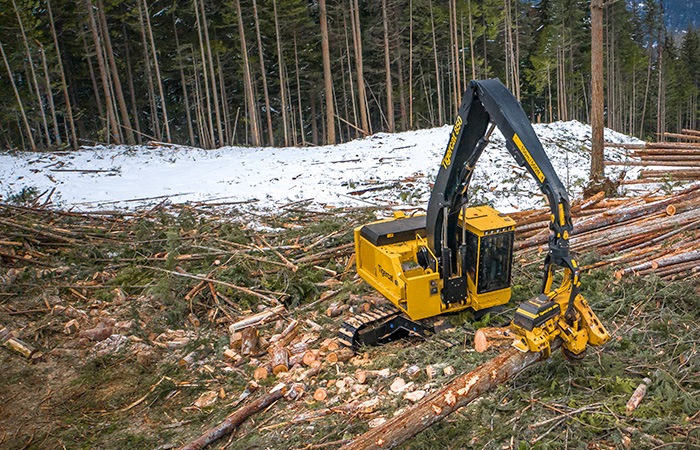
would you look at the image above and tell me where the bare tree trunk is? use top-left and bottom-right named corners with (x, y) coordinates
top-left (461, 15), bottom-right (466, 88)
top-left (252, 0), bottom-right (274, 146)
top-left (482, 8), bottom-right (488, 76)
top-left (590, 0), bottom-right (605, 180)
top-left (339, 343), bottom-right (560, 450)
top-left (97, 0), bottom-right (135, 144)
top-left (47, 0), bottom-right (77, 149)
top-left (123, 32), bottom-right (143, 144)
top-left (102, 36), bottom-right (122, 142)
top-left (548, 62), bottom-right (552, 122)
top-left (217, 53), bottom-right (231, 145)
top-left (12, 0), bottom-right (50, 146)
top-left (193, 0), bottom-right (213, 147)
top-left (449, 0), bottom-right (457, 112)
top-left (294, 33), bottom-right (306, 145)
top-left (13, 0), bottom-right (51, 147)
top-left (397, 48), bottom-right (407, 132)
top-left (343, 13), bottom-right (358, 135)
top-left (319, 0), bottom-right (336, 144)
top-left (311, 93), bottom-right (318, 145)
top-left (137, 0), bottom-right (161, 141)
top-left (82, 34), bottom-right (104, 119)
top-left (192, 52), bottom-right (206, 146)
top-left (452, 0), bottom-right (461, 100)
top-left (141, 0), bottom-right (171, 142)
top-left (0, 39), bottom-right (36, 151)
top-left (236, 0), bottom-right (260, 147)
top-left (409, 0), bottom-right (413, 128)
top-left (468, 0), bottom-right (476, 79)
top-left (430, 1), bottom-right (443, 125)
top-left (86, 0), bottom-right (121, 143)
top-left (514, 0), bottom-right (520, 100)
top-left (273, 0), bottom-right (289, 146)
top-left (37, 43), bottom-right (61, 146)
top-left (173, 15), bottom-right (194, 146)
top-left (198, 0), bottom-right (222, 146)
top-left (351, 0), bottom-right (369, 135)
top-left (656, 46), bottom-right (664, 140)
top-left (382, 0), bottom-right (394, 132)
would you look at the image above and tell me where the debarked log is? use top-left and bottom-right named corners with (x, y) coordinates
top-left (339, 339), bottom-right (562, 450)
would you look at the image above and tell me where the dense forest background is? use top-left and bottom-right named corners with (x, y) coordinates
top-left (0, 0), bottom-right (698, 151)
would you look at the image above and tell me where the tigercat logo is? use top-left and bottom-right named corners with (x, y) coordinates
top-left (441, 116), bottom-right (463, 169)
top-left (512, 133), bottom-right (545, 182)
top-left (378, 265), bottom-right (393, 282)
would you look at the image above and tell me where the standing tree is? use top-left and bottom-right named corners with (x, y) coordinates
top-left (590, 0), bottom-right (605, 181)
top-left (382, 0), bottom-right (394, 132)
top-left (319, 0), bottom-right (335, 144)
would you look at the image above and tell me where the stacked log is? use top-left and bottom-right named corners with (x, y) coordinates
top-left (605, 133), bottom-right (700, 181)
top-left (510, 184), bottom-right (700, 281)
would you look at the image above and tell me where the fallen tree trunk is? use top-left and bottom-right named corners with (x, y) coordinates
top-left (474, 326), bottom-right (516, 352)
top-left (177, 383), bottom-right (286, 450)
top-left (340, 339), bottom-right (562, 450)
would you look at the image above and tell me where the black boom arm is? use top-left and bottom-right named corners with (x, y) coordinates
top-left (426, 79), bottom-right (581, 318)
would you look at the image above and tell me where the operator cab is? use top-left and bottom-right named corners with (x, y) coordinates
top-left (459, 206), bottom-right (515, 296)
top-left (355, 205), bottom-right (515, 320)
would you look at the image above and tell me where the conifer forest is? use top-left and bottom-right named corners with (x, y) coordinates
top-left (0, 0), bottom-right (698, 151)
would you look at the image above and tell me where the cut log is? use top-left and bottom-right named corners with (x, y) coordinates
top-left (326, 302), bottom-right (349, 317)
top-left (298, 360), bottom-right (323, 380)
top-left (405, 365), bottom-right (421, 379)
top-left (269, 345), bottom-right (289, 375)
top-left (289, 352), bottom-right (305, 367)
top-left (313, 387), bottom-right (328, 402)
top-left (269, 319), bottom-right (299, 347)
top-left (357, 368), bottom-right (391, 384)
top-left (626, 377), bottom-right (651, 414)
top-left (177, 383), bottom-right (286, 450)
top-left (240, 327), bottom-right (259, 356)
top-left (3, 335), bottom-right (38, 359)
top-left (326, 347), bottom-right (353, 364)
top-left (228, 305), bottom-right (285, 333)
top-left (303, 350), bottom-right (317, 366)
top-left (474, 326), bottom-right (516, 352)
top-left (289, 341), bottom-right (310, 355)
top-left (285, 382), bottom-right (306, 401)
top-left (339, 340), bottom-right (562, 450)
top-left (253, 366), bottom-right (269, 381)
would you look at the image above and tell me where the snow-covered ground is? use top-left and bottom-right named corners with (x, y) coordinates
top-left (0, 120), bottom-right (653, 213)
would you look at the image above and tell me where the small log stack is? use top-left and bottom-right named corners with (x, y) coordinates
top-left (606, 129), bottom-right (700, 182)
top-left (511, 184), bottom-right (700, 281)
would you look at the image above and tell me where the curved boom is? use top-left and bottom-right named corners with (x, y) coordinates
top-left (426, 79), bottom-right (581, 319)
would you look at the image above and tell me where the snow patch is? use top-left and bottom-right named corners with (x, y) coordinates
top-left (0, 121), bottom-right (650, 213)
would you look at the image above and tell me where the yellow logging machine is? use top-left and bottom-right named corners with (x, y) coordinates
top-left (340, 79), bottom-right (609, 361)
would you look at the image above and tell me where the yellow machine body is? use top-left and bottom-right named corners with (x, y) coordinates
top-left (354, 206), bottom-right (516, 320)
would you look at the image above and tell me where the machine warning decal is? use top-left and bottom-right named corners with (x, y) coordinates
top-left (512, 133), bottom-right (545, 183)
top-left (441, 116), bottom-right (463, 169)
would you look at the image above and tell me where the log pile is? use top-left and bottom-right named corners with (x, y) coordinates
top-left (511, 184), bottom-right (700, 281)
top-left (605, 128), bottom-right (700, 183)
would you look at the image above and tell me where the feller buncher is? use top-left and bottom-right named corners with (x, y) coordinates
top-left (339, 79), bottom-right (609, 361)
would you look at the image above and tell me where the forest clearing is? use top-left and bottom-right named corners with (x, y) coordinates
top-left (2, 124), bottom-right (700, 449)
top-left (2, 0), bottom-right (700, 448)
